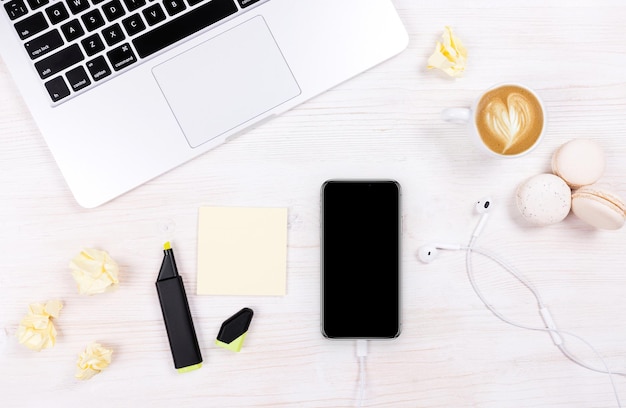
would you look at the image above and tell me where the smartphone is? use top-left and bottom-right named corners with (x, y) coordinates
top-left (321, 180), bottom-right (401, 339)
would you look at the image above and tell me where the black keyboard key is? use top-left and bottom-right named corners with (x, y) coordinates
top-left (102, 23), bottom-right (124, 46)
top-left (66, 0), bottom-right (90, 14)
top-left (46, 2), bottom-right (70, 24)
top-left (86, 55), bottom-right (112, 81)
top-left (81, 33), bottom-right (105, 56)
top-left (14, 12), bottom-right (48, 40)
top-left (106, 43), bottom-right (136, 71)
top-left (122, 0), bottom-right (145, 12)
top-left (133, 0), bottom-right (237, 58)
top-left (66, 65), bottom-right (91, 91)
top-left (122, 13), bottom-right (146, 36)
top-left (45, 76), bottom-right (71, 102)
top-left (60, 18), bottom-right (84, 41)
top-left (34, 44), bottom-right (84, 79)
top-left (102, 0), bottom-right (125, 21)
top-left (142, 3), bottom-right (165, 26)
top-left (92, 0), bottom-right (106, 4)
top-left (163, 0), bottom-right (185, 16)
top-left (4, 0), bottom-right (29, 20)
top-left (187, 0), bottom-right (204, 6)
top-left (236, 0), bottom-right (260, 8)
top-left (82, 9), bottom-right (105, 31)
top-left (24, 29), bottom-right (64, 60)
top-left (26, 0), bottom-right (49, 10)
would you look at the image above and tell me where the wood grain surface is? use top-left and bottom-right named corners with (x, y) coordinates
top-left (1, 1), bottom-right (626, 407)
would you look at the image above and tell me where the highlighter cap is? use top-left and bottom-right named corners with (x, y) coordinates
top-left (216, 308), bottom-right (254, 352)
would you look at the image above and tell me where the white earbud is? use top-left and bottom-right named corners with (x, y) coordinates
top-left (475, 197), bottom-right (492, 214)
top-left (417, 243), bottom-right (461, 263)
top-left (419, 197), bottom-right (494, 264)
top-left (472, 197), bottom-right (493, 238)
top-left (417, 196), bottom-right (625, 403)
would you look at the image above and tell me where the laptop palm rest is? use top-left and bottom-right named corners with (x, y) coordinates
top-left (152, 16), bottom-right (301, 148)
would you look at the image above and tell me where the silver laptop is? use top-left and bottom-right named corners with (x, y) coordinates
top-left (1, 0), bottom-right (408, 207)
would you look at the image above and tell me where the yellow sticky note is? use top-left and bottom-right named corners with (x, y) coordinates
top-left (197, 207), bottom-right (288, 296)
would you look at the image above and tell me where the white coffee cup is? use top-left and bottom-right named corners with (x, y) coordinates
top-left (443, 83), bottom-right (546, 158)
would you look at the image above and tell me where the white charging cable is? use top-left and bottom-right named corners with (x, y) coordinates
top-left (355, 339), bottom-right (368, 407)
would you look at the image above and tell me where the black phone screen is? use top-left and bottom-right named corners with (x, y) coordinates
top-left (321, 180), bottom-right (401, 339)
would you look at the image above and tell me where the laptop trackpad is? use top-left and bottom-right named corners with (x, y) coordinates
top-left (152, 16), bottom-right (301, 148)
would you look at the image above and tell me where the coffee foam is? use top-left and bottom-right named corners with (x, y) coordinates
top-left (475, 85), bottom-right (544, 155)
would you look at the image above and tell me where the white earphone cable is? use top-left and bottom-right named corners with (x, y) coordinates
top-left (464, 236), bottom-right (623, 407)
top-left (557, 334), bottom-right (623, 405)
top-left (465, 239), bottom-right (545, 311)
top-left (556, 332), bottom-right (626, 377)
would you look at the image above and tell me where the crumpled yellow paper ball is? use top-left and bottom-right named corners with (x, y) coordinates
top-left (427, 26), bottom-right (467, 78)
top-left (16, 300), bottom-right (63, 351)
top-left (70, 248), bottom-right (119, 295)
top-left (75, 342), bottom-right (113, 380)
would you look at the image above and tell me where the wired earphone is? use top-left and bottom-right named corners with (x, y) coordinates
top-left (418, 197), bottom-right (625, 407)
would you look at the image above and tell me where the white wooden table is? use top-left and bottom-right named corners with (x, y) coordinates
top-left (2, 1), bottom-right (626, 407)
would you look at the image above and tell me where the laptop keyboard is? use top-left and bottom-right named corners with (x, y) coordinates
top-left (3, 0), bottom-right (262, 103)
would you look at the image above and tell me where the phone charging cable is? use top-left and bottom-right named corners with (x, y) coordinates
top-left (356, 339), bottom-right (368, 407)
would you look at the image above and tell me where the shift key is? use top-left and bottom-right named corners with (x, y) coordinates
top-left (34, 44), bottom-right (84, 79)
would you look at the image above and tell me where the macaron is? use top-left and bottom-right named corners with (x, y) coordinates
top-left (551, 139), bottom-right (605, 188)
top-left (571, 186), bottom-right (626, 230)
top-left (516, 173), bottom-right (572, 226)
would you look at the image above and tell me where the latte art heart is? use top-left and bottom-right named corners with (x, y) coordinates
top-left (485, 93), bottom-right (532, 153)
top-left (475, 85), bottom-right (544, 156)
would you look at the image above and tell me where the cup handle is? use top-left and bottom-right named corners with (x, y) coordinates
top-left (442, 108), bottom-right (471, 124)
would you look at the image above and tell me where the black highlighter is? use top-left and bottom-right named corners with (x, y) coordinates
top-left (156, 242), bottom-right (203, 373)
